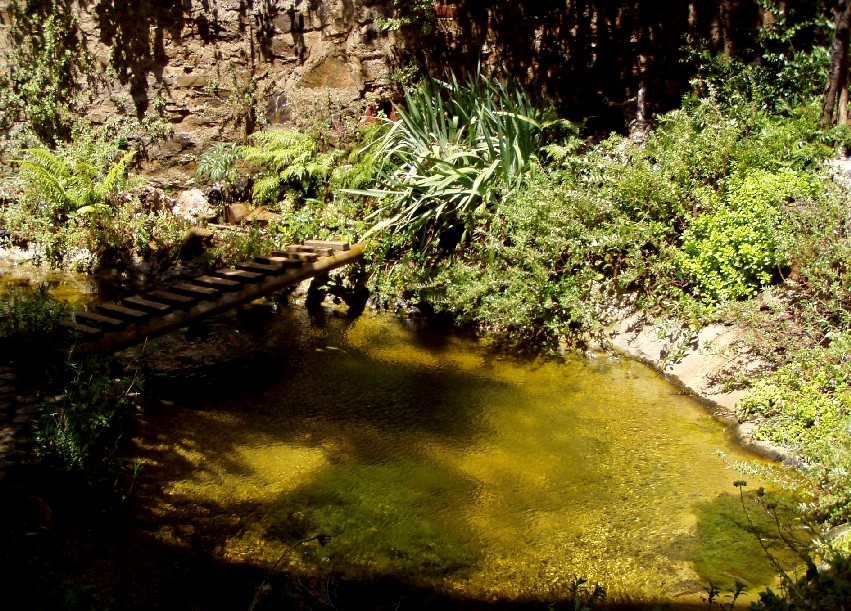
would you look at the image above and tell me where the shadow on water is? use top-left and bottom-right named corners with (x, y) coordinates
top-left (678, 491), bottom-right (807, 592)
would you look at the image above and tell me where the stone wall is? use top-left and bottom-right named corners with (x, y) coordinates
top-left (1, 0), bottom-right (770, 151)
top-left (1, 0), bottom-right (398, 157)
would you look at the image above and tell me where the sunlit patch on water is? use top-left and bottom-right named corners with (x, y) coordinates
top-left (132, 309), bottom-right (802, 605)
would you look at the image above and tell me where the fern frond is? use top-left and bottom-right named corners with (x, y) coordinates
top-left (14, 158), bottom-right (74, 211)
top-left (20, 148), bottom-right (71, 179)
top-left (252, 174), bottom-right (284, 204)
top-left (98, 150), bottom-right (136, 199)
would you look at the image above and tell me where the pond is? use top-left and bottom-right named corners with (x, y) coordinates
top-left (0, 259), bottom-right (98, 305)
top-left (126, 306), bottom-right (799, 608)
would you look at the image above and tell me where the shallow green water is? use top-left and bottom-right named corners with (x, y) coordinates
top-left (133, 308), bottom-right (796, 605)
top-left (0, 260), bottom-right (98, 305)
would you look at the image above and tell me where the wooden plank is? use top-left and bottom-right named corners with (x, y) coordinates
top-left (295, 245), bottom-right (335, 257)
top-left (98, 303), bottom-right (150, 321)
top-left (193, 275), bottom-right (242, 292)
top-left (169, 282), bottom-right (220, 298)
top-left (255, 255), bottom-right (303, 268)
top-left (304, 239), bottom-right (350, 251)
top-left (213, 268), bottom-right (265, 283)
top-left (124, 295), bottom-right (173, 314)
top-left (236, 261), bottom-right (288, 275)
top-left (60, 320), bottom-right (104, 335)
top-left (280, 244), bottom-right (334, 257)
top-left (74, 311), bottom-right (125, 328)
top-left (274, 249), bottom-right (319, 262)
top-left (146, 290), bottom-right (196, 306)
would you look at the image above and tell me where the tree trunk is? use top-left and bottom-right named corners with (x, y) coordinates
top-left (822, 1), bottom-right (851, 126)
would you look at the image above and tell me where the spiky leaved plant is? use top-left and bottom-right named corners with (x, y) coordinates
top-left (349, 68), bottom-right (555, 251)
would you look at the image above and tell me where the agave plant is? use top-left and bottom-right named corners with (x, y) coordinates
top-left (350, 68), bottom-right (554, 249)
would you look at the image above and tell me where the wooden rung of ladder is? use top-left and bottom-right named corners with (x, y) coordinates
top-left (74, 311), bottom-right (125, 328)
top-left (285, 244), bottom-right (334, 257)
top-left (169, 282), bottom-right (220, 299)
top-left (235, 261), bottom-right (288, 275)
top-left (213, 268), bottom-right (264, 283)
top-left (60, 319), bottom-right (103, 335)
top-left (146, 290), bottom-right (196, 307)
top-left (273, 250), bottom-right (318, 263)
top-left (124, 296), bottom-right (173, 314)
top-left (304, 239), bottom-right (350, 251)
top-left (193, 275), bottom-right (242, 292)
top-left (255, 255), bottom-right (303, 268)
top-left (98, 303), bottom-right (150, 321)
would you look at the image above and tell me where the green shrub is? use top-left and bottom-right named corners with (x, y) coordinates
top-left (33, 357), bottom-right (140, 472)
top-left (739, 332), bottom-right (851, 523)
top-left (1, 130), bottom-right (191, 268)
top-left (14, 147), bottom-right (136, 215)
top-left (687, 2), bottom-right (830, 114)
top-left (196, 142), bottom-right (241, 187)
top-left (752, 553), bottom-right (851, 610)
top-left (676, 168), bottom-right (818, 303)
top-left (0, 2), bottom-right (95, 143)
top-left (5, 145), bottom-right (137, 265)
top-left (0, 283), bottom-right (71, 351)
top-left (242, 129), bottom-right (343, 204)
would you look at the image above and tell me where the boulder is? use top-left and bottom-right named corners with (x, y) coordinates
top-left (226, 203), bottom-right (251, 224)
top-left (173, 188), bottom-right (217, 222)
top-left (246, 206), bottom-right (283, 224)
top-left (179, 227), bottom-right (214, 260)
top-left (126, 186), bottom-right (175, 212)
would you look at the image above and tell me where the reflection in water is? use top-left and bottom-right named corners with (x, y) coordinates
top-left (132, 308), bottom-right (795, 605)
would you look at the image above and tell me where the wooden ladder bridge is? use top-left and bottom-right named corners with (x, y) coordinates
top-left (66, 240), bottom-right (365, 355)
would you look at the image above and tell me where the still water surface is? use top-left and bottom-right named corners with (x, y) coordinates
top-left (128, 307), bottom-right (795, 605)
top-left (0, 257), bottom-right (800, 606)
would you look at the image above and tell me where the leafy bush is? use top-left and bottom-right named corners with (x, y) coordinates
top-left (0, 283), bottom-right (71, 354)
top-left (367, 92), bottom-right (838, 342)
top-left (0, 2), bottom-right (95, 143)
top-left (5, 145), bottom-right (137, 264)
top-left (1, 133), bottom-right (189, 268)
top-left (752, 553), bottom-right (851, 611)
top-left (687, 2), bottom-right (830, 114)
top-left (196, 142), bottom-right (241, 187)
top-left (33, 357), bottom-right (140, 472)
top-left (376, 0), bottom-right (436, 33)
top-left (14, 147), bottom-right (136, 216)
top-left (676, 168), bottom-right (818, 303)
top-left (739, 332), bottom-right (851, 523)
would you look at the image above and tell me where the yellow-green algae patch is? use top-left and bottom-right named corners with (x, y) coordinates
top-left (132, 310), bottom-right (802, 606)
